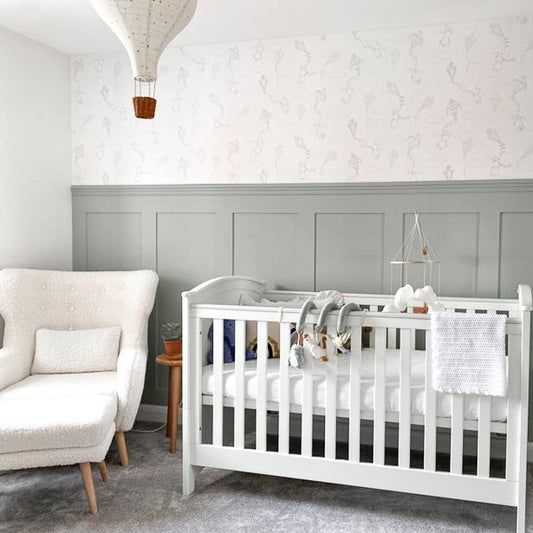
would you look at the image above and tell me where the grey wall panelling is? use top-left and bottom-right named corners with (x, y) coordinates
top-left (72, 180), bottom-right (533, 436)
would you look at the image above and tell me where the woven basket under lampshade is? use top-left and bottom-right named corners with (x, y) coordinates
top-left (133, 96), bottom-right (157, 119)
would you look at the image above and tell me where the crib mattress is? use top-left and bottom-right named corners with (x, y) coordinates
top-left (202, 348), bottom-right (507, 422)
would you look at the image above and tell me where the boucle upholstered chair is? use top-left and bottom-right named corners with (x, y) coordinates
top-left (0, 269), bottom-right (158, 512)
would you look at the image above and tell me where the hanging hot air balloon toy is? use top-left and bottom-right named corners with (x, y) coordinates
top-left (90, 0), bottom-right (198, 119)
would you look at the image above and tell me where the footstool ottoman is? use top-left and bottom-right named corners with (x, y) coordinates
top-left (0, 395), bottom-right (117, 514)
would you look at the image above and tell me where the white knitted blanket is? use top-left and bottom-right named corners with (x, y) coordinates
top-left (431, 312), bottom-right (507, 397)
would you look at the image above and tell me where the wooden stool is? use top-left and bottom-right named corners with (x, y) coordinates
top-left (156, 354), bottom-right (182, 453)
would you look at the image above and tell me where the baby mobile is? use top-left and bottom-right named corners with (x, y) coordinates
top-left (387, 212), bottom-right (444, 314)
top-left (288, 212), bottom-right (443, 368)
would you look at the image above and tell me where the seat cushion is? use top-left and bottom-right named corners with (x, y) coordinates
top-left (32, 327), bottom-right (121, 374)
top-left (0, 395), bottom-right (116, 453)
top-left (0, 372), bottom-right (117, 400)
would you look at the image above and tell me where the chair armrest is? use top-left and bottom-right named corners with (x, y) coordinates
top-left (0, 348), bottom-right (27, 392)
top-left (115, 347), bottom-right (148, 431)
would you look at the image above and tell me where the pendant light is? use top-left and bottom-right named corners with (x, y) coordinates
top-left (90, 0), bottom-right (198, 119)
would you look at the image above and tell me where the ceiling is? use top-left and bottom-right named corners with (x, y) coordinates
top-left (0, 0), bottom-right (531, 55)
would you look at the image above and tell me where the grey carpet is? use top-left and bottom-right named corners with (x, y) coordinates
top-left (1, 423), bottom-right (531, 532)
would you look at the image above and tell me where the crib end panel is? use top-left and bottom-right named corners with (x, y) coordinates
top-left (517, 284), bottom-right (532, 312)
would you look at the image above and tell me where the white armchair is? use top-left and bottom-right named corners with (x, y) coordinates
top-left (0, 268), bottom-right (158, 512)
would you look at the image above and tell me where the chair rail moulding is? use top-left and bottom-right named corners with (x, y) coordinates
top-left (71, 179), bottom-right (533, 197)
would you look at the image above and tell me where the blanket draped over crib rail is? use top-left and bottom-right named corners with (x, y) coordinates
top-left (431, 312), bottom-right (507, 396)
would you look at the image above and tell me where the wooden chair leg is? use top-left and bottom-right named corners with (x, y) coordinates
top-left (98, 460), bottom-right (109, 482)
top-left (166, 369), bottom-right (173, 438)
top-left (80, 463), bottom-right (98, 514)
top-left (176, 364), bottom-right (182, 425)
top-left (115, 431), bottom-right (129, 467)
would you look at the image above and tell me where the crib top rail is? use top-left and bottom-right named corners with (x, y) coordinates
top-left (183, 275), bottom-right (532, 315)
top-left (189, 304), bottom-right (523, 335)
top-left (265, 286), bottom-right (532, 313)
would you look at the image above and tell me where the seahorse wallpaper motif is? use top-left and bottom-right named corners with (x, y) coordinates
top-left (72, 16), bottom-right (533, 184)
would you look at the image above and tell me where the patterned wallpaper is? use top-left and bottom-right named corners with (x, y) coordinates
top-left (72, 16), bottom-right (533, 184)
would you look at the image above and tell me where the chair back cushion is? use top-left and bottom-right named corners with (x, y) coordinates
top-left (32, 327), bottom-right (121, 374)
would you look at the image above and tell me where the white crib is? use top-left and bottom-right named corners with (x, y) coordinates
top-left (182, 276), bottom-right (532, 532)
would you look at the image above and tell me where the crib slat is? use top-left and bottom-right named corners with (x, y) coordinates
top-left (451, 308), bottom-right (472, 472)
top-left (301, 325), bottom-right (313, 457)
top-left (408, 308), bottom-right (416, 352)
top-left (477, 396), bottom-right (491, 477)
top-left (233, 320), bottom-right (246, 449)
top-left (399, 328), bottom-right (411, 468)
top-left (278, 322), bottom-right (291, 455)
top-left (373, 327), bottom-right (386, 465)
top-left (424, 330), bottom-right (437, 471)
top-left (193, 317), bottom-right (203, 444)
top-left (349, 325), bottom-right (362, 462)
top-left (387, 328), bottom-right (396, 349)
top-left (450, 395), bottom-right (464, 474)
top-left (325, 330), bottom-right (337, 460)
top-left (506, 333), bottom-right (521, 481)
top-left (256, 321), bottom-right (268, 452)
top-left (477, 309), bottom-right (494, 478)
top-left (369, 305), bottom-right (378, 347)
top-left (213, 319), bottom-right (224, 447)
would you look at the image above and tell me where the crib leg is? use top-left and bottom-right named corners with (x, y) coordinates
top-left (516, 471), bottom-right (527, 532)
top-left (182, 403), bottom-right (196, 497)
top-left (517, 511), bottom-right (524, 533)
top-left (182, 464), bottom-right (196, 496)
top-left (515, 444), bottom-right (528, 532)
top-left (517, 505), bottom-right (525, 533)
top-left (516, 489), bottom-right (527, 533)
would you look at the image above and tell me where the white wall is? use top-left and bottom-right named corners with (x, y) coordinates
top-left (0, 28), bottom-right (72, 270)
top-left (72, 15), bottom-right (533, 184)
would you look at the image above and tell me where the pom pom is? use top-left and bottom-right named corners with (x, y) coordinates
top-left (394, 284), bottom-right (414, 311)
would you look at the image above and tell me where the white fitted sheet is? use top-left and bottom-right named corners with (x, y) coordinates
top-left (202, 348), bottom-right (507, 422)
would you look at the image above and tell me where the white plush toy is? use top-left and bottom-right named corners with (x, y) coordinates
top-left (414, 285), bottom-right (445, 312)
top-left (303, 334), bottom-right (328, 362)
top-left (382, 284), bottom-right (414, 313)
top-left (383, 284), bottom-right (444, 313)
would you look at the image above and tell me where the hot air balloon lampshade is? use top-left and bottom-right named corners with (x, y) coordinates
top-left (90, 0), bottom-right (198, 119)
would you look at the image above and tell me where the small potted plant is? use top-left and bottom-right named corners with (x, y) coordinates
top-left (160, 322), bottom-right (182, 360)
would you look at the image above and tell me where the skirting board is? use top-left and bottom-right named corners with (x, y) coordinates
top-left (137, 403), bottom-right (173, 423)
top-left (137, 403), bottom-right (533, 462)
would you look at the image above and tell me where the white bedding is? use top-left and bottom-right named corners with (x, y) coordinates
top-left (202, 348), bottom-right (507, 422)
